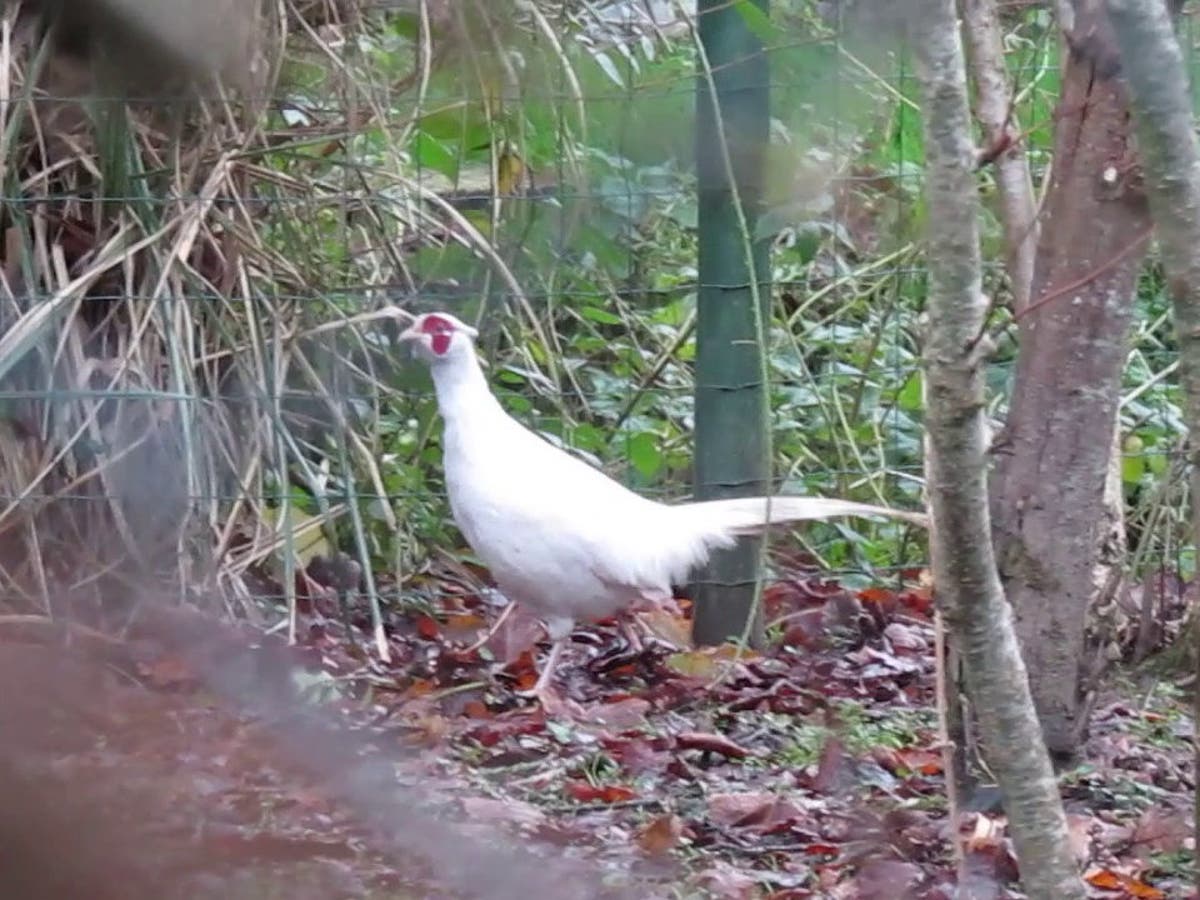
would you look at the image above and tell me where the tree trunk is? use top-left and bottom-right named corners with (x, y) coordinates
top-left (957, 0), bottom-right (1041, 808)
top-left (988, 0), bottom-right (1151, 757)
top-left (1102, 2), bottom-right (1200, 893)
top-left (908, 3), bottom-right (1086, 896)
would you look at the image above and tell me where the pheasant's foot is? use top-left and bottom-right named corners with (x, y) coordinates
top-left (514, 635), bottom-right (568, 701)
top-left (617, 615), bottom-right (645, 653)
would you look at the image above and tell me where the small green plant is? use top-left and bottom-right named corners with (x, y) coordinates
top-left (763, 702), bottom-right (936, 769)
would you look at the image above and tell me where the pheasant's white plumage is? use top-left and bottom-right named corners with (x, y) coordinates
top-left (400, 311), bottom-right (927, 698)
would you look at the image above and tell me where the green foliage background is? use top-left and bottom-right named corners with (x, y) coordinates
top-left (264, 1), bottom-right (1191, 591)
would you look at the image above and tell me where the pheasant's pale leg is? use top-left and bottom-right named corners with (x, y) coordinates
top-left (532, 635), bottom-right (569, 697)
top-left (618, 615), bottom-right (645, 653)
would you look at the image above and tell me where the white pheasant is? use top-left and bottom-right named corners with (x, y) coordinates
top-left (399, 311), bottom-right (927, 703)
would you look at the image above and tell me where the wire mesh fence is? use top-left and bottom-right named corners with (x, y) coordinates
top-left (0, 0), bottom-right (1191, 624)
top-left (5, 9), bottom-right (1200, 900)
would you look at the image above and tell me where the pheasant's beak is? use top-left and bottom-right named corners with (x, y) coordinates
top-left (397, 323), bottom-right (422, 344)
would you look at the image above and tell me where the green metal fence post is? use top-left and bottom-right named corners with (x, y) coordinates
top-left (692, 0), bottom-right (772, 646)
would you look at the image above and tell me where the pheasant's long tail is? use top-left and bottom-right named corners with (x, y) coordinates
top-left (681, 495), bottom-right (928, 535)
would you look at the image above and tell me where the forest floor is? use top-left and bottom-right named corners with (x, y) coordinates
top-left (0, 558), bottom-right (1193, 899)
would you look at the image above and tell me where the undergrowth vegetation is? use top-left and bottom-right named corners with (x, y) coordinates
top-left (0, 0), bottom-right (1190, 631)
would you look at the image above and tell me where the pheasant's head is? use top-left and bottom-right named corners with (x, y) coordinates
top-left (399, 312), bottom-right (479, 364)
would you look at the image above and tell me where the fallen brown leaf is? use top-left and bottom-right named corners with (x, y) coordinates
top-left (811, 734), bottom-right (848, 794)
top-left (694, 860), bottom-right (761, 899)
top-left (633, 608), bottom-right (691, 647)
top-left (872, 746), bottom-right (942, 777)
top-left (489, 605), bottom-right (543, 663)
top-left (779, 608), bottom-right (827, 649)
top-left (1085, 867), bottom-right (1165, 899)
top-left (882, 621), bottom-right (928, 653)
top-left (857, 586), bottom-right (895, 605)
top-left (443, 612), bottom-right (487, 635)
top-left (137, 655), bottom-right (195, 689)
top-left (962, 813), bottom-right (1005, 852)
top-left (402, 677), bottom-right (436, 699)
top-left (708, 791), bottom-right (804, 830)
top-left (709, 792), bottom-right (778, 827)
top-left (840, 858), bottom-right (924, 898)
top-left (580, 697), bottom-right (651, 727)
top-left (461, 699), bottom-right (491, 719)
top-left (602, 736), bottom-right (671, 776)
top-left (564, 782), bottom-right (637, 804)
top-left (637, 813), bottom-right (683, 856)
top-left (413, 614), bottom-right (441, 641)
top-left (676, 731), bottom-right (749, 759)
top-left (1129, 807), bottom-right (1190, 854)
top-left (666, 645), bottom-right (757, 678)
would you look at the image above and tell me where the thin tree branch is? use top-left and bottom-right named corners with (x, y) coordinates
top-left (962, 0), bottom-right (1039, 312)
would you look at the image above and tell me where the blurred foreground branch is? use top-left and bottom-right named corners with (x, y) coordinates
top-left (20, 0), bottom-right (266, 92)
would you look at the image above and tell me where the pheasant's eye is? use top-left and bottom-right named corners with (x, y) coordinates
top-left (421, 314), bottom-right (453, 334)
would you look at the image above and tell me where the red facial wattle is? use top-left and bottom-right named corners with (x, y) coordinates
top-left (420, 314), bottom-right (454, 356)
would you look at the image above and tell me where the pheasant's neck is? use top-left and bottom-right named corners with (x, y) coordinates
top-left (431, 351), bottom-right (505, 430)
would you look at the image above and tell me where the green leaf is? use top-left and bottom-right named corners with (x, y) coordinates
top-left (625, 431), bottom-right (663, 479)
top-left (292, 668), bottom-right (344, 704)
top-left (460, 207), bottom-right (493, 234)
top-left (580, 306), bottom-right (623, 325)
top-left (897, 371), bottom-right (923, 412)
top-left (666, 198), bottom-right (698, 229)
top-left (733, 1), bottom-right (781, 46)
top-left (572, 423), bottom-right (607, 453)
top-left (261, 504), bottom-right (331, 568)
top-left (389, 10), bottom-right (421, 41)
top-left (1122, 454), bottom-right (1145, 485)
top-left (412, 131), bottom-right (457, 179)
top-left (417, 105), bottom-right (491, 145)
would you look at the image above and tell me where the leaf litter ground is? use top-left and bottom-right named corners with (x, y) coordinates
top-left (1, 559), bottom-right (1193, 899)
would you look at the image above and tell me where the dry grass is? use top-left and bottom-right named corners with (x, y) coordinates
top-left (0, 0), bottom-right (597, 649)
